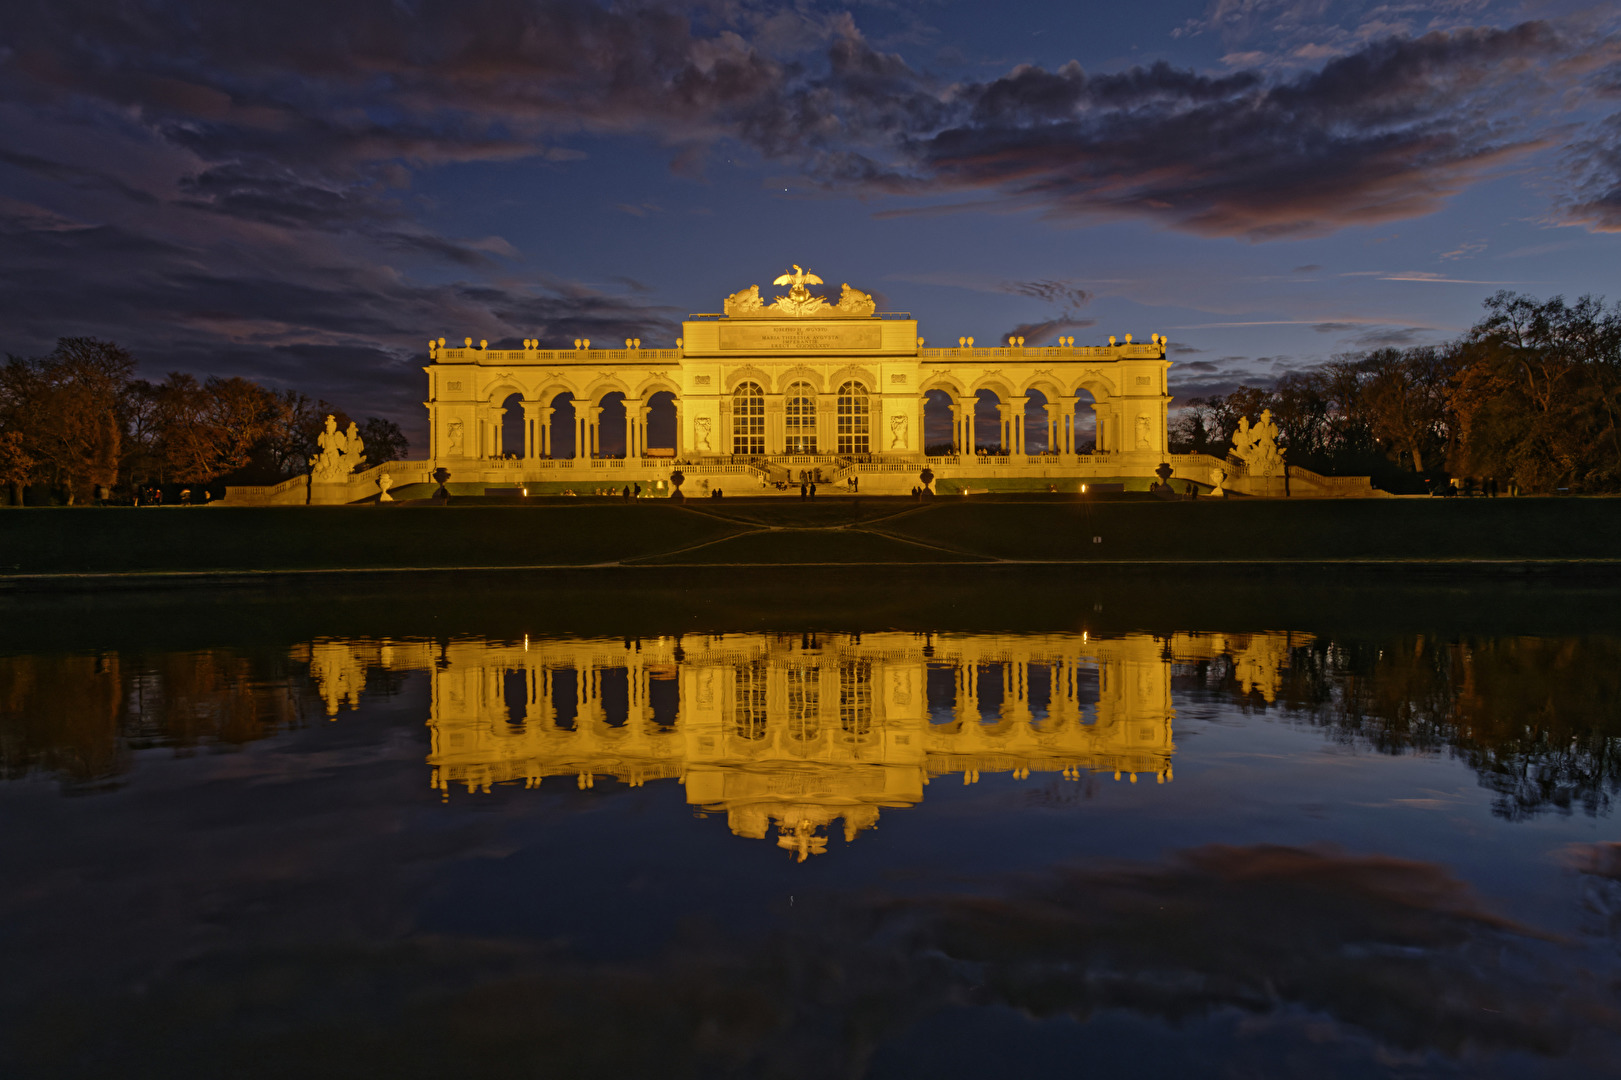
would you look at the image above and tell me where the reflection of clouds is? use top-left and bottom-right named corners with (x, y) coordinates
top-left (10, 842), bottom-right (1606, 1077)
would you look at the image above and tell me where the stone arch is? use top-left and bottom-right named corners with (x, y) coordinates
top-left (968, 374), bottom-right (1018, 401)
top-left (824, 364), bottom-right (878, 391)
top-left (633, 374), bottom-right (681, 400)
top-left (484, 381), bottom-right (527, 405)
top-left (918, 373), bottom-right (968, 398)
top-left (922, 388), bottom-right (956, 455)
top-left (497, 391), bottom-right (524, 459)
top-left (584, 377), bottom-right (633, 406)
top-left (778, 365), bottom-right (825, 393)
top-left (1019, 375), bottom-right (1065, 403)
top-left (971, 387), bottom-right (1004, 453)
top-left (1071, 373), bottom-right (1117, 400)
top-left (724, 365), bottom-right (773, 394)
top-left (597, 390), bottom-right (628, 457)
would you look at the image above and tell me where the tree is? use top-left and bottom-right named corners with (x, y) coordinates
top-left (0, 339), bottom-right (132, 503)
top-left (1359, 347), bottom-right (1455, 474)
top-left (358, 417), bottom-right (409, 466)
top-left (0, 432), bottom-right (35, 505)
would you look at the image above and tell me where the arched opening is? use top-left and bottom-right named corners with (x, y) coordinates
top-left (1024, 388), bottom-right (1051, 454)
top-left (922, 388), bottom-right (955, 455)
top-left (502, 668), bottom-right (530, 725)
top-left (1073, 389), bottom-right (1099, 453)
top-left (499, 393), bottom-right (524, 459)
top-left (785, 381), bottom-right (817, 453)
top-left (597, 392), bottom-right (627, 458)
top-left (839, 660), bottom-right (872, 738)
top-left (732, 382), bottom-right (765, 456)
top-left (548, 392), bottom-right (575, 459)
top-left (836, 381), bottom-right (870, 455)
top-left (787, 665), bottom-right (820, 743)
top-left (599, 667), bottom-right (629, 726)
top-left (973, 389), bottom-right (1002, 454)
top-left (646, 390), bottom-right (677, 454)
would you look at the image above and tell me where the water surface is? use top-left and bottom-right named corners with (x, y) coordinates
top-left (3, 580), bottom-right (1618, 1078)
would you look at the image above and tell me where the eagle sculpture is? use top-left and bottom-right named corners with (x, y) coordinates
top-left (773, 265), bottom-right (824, 287)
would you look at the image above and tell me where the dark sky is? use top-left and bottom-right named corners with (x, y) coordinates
top-left (2, 0), bottom-right (1618, 446)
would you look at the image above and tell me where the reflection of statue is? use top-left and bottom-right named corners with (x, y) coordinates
top-left (722, 285), bottom-right (764, 317)
top-left (1231, 409), bottom-right (1284, 476)
top-left (889, 414), bottom-right (908, 449)
top-left (310, 414), bottom-right (367, 482)
top-left (694, 416), bottom-right (713, 452)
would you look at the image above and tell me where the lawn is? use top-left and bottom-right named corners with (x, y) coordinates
top-left (1, 496), bottom-right (1618, 577)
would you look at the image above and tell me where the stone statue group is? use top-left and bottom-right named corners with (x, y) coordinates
top-left (310, 414), bottom-right (366, 483)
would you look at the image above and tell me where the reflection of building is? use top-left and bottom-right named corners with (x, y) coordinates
top-left (304, 631), bottom-right (1306, 857)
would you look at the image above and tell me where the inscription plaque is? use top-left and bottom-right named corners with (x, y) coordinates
top-left (719, 322), bottom-right (882, 351)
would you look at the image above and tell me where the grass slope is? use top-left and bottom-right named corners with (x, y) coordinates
top-left (1, 497), bottom-right (1618, 576)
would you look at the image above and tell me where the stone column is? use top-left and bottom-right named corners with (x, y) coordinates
top-left (623, 397), bottom-right (644, 460)
top-left (956, 397), bottom-right (977, 455)
top-left (1056, 396), bottom-right (1079, 455)
top-left (570, 398), bottom-right (590, 460)
top-left (1008, 396), bottom-right (1029, 454)
top-left (765, 394), bottom-right (785, 456)
top-left (538, 406), bottom-right (554, 458)
top-left (672, 397), bottom-right (683, 456)
top-left (589, 406), bottom-right (603, 457)
top-left (519, 400), bottom-right (542, 459)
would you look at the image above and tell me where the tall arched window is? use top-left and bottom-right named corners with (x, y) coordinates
top-left (785, 381), bottom-right (817, 454)
top-left (836, 381), bottom-right (870, 455)
top-left (732, 382), bottom-right (765, 455)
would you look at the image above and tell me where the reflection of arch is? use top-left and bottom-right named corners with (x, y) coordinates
top-left (838, 660), bottom-right (872, 739)
top-left (785, 381), bottom-right (817, 454)
top-left (836, 381), bottom-right (870, 455)
top-left (732, 382), bottom-right (765, 455)
top-left (734, 663), bottom-right (768, 740)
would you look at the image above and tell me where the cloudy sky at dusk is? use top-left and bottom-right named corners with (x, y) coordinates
top-left (3, 0), bottom-right (1619, 444)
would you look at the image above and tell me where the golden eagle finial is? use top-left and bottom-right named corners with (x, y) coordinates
top-left (773, 264), bottom-right (824, 287)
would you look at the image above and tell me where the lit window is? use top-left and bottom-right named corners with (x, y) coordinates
top-left (732, 382), bottom-right (765, 455)
top-left (836, 381), bottom-right (870, 455)
top-left (785, 381), bottom-right (817, 454)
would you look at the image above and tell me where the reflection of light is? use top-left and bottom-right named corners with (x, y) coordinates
top-left (304, 631), bottom-right (1306, 858)
top-left (1081, 484), bottom-right (1088, 493)
top-left (522, 487), bottom-right (528, 496)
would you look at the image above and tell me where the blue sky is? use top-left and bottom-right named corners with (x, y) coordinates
top-left (2, 0), bottom-right (1618, 445)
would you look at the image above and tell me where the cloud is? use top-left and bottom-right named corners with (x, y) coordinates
top-left (999, 316), bottom-right (1096, 344)
top-left (999, 279), bottom-right (1093, 308)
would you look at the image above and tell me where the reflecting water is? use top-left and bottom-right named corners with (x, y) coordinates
top-left (3, 605), bottom-right (1620, 1078)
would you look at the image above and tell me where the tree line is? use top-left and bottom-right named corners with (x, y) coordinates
top-left (0, 338), bottom-right (408, 505)
top-left (1170, 291), bottom-right (1621, 492)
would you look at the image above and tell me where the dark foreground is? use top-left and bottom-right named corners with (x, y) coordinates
top-left (2, 496), bottom-right (1621, 583)
top-left (2, 577), bottom-right (1619, 1079)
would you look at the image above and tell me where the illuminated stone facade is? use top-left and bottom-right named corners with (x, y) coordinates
top-left (421, 268), bottom-right (1177, 494)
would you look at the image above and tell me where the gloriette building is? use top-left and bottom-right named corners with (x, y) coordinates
top-left (421, 266), bottom-right (1177, 495)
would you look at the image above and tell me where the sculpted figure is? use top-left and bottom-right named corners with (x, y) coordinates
top-left (694, 416), bottom-right (713, 452)
top-left (310, 414), bottom-right (350, 482)
top-left (345, 422), bottom-right (366, 471)
top-left (836, 283), bottom-right (876, 316)
top-left (1135, 414), bottom-right (1151, 449)
top-left (769, 264), bottom-right (829, 316)
top-left (446, 419), bottom-right (464, 455)
top-left (889, 414), bottom-right (908, 449)
top-left (723, 285), bottom-right (764, 317)
top-left (1230, 411), bottom-right (1284, 475)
